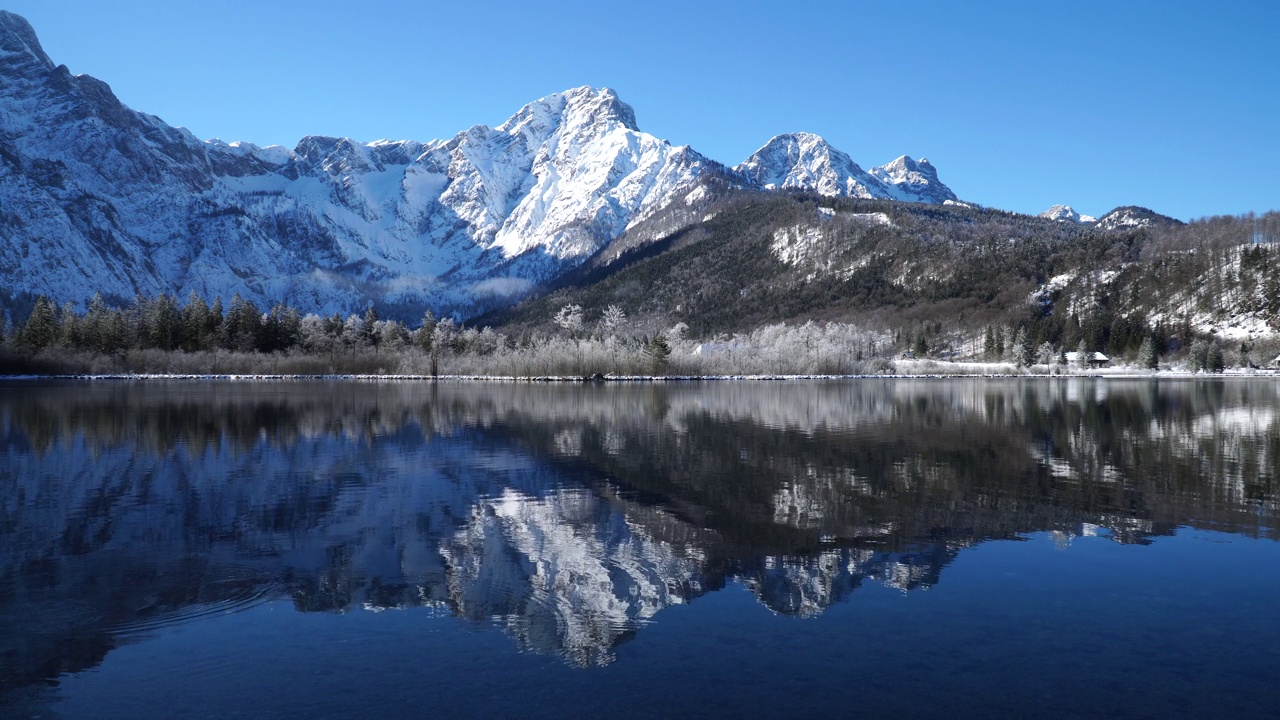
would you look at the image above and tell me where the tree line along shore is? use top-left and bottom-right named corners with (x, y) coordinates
top-left (1, 290), bottom-right (1274, 378)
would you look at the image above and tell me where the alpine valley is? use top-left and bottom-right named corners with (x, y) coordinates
top-left (1, 9), bottom-right (1278, 352)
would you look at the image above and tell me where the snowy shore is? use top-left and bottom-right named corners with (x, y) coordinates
top-left (2, 365), bottom-right (1277, 383)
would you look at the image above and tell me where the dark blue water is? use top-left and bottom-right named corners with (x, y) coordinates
top-left (2, 379), bottom-right (1278, 719)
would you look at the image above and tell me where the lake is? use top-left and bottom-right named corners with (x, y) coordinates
top-left (2, 378), bottom-right (1278, 719)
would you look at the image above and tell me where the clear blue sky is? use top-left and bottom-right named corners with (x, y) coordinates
top-left (5, 0), bottom-right (1277, 220)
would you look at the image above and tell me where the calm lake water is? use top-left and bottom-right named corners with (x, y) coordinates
top-left (2, 378), bottom-right (1278, 719)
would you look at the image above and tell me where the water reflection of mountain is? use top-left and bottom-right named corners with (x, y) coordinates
top-left (1, 379), bottom-right (1276, 686)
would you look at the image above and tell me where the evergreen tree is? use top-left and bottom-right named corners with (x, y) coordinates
top-left (60, 301), bottom-right (81, 348)
top-left (17, 296), bottom-right (59, 350)
top-left (258, 303), bottom-right (302, 353)
top-left (84, 293), bottom-right (109, 353)
top-left (323, 313), bottom-right (345, 348)
top-left (208, 296), bottom-right (224, 340)
top-left (182, 291), bottom-right (212, 351)
top-left (1188, 339), bottom-right (1211, 372)
top-left (362, 306), bottom-right (380, 353)
top-left (1137, 336), bottom-right (1158, 370)
top-left (1150, 322), bottom-right (1169, 357)
top-left (913, 334), bottom-right (928, 358)
top-left (1208, 344), bottom-right (1226, 373)
top-left (146, 294), bottom-right (182, 351)
top-left (221, 294), bottom-right (261, 352)
top-left (1011, 327), bottom-right (1031, 367)
top-left (644, 335), bottom-right (672, 375)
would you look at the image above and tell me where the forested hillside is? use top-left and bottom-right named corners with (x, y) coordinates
top-left (480, 191), bottom-right (1280, 366)
top-left (3, 187), bottom-right (1277, 375)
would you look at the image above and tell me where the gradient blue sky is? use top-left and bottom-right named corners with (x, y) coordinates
top-left (5, 0), bottom-right (1277, 220)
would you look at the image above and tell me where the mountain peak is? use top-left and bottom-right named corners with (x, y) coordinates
top-left (0, 11), bottom-right (54, 71)
top-left (757, 132), bottom-right (836, 154)
top-left (735, 132), bottom-right (880, 197)
top-left (1094, 205), bottom-right (1181, 231)
top-left (498, 85), bottom-right (640, 136)
top-left (736, 135), bottom-right (957, 203)
top-left (572, 85), bottom-right (637, 129)
top-left (867, 155), bottom-right (957, 204)
top-left (1039, 204), bottom-right (1096, 223)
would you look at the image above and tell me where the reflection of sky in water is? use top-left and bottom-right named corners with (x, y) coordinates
top-left (2, 379), bottom-right (1279, 718)
top-left (30, 530), bottom-right (1280, 720)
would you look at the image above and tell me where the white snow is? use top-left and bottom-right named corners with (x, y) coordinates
top-left (0, 76), bottom-right (712, 314)
top-left (683, 184), bottom-right (710, 206)
top-left (1095, 207), bottom-right (1158, 231)
top-left (847, 212), bottom-right (892, 227)
top-left (771, 225), bottom-right (825, 266)
top-left (1039, 204), bottom-right (1096, 223)
top-left (734, 134), bottom-right (956, 204)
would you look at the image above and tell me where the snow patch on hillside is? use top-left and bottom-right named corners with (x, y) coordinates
top-left (772, 225), bottom-right (825, 266)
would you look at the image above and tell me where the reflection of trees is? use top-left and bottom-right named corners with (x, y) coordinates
top-left (494, 380), bottom-right (1279, 551)
top-left (0, 378), bottom-right (1278, 687)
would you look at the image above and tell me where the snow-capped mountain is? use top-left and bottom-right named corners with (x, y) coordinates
top-left (0, 11), bottom-right (722, 315)
top-left (0, 11), bottom-right (967, 318)
top-left (1039, 204), bottom-right (1097, 223)
top-left (734, 132), bottom-right (957, 204)
top-left (1094, 205), bottom-right (1181, 231)
top-left (867, 154), bottom-right (957, 204)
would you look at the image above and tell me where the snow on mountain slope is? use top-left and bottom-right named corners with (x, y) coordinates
top-left (1094, 205), bottom-right (1182, 231)
top-left (868, 155), bottom-right (958, 204)
top-left (1039, 204), bottom-right (1096, 223)
top-left (0, 11), bottom-right (719, 316)
top-left (734, 132), bottom-right (957, 204)
top-left (1, 11), bottom-right (980, 319)
top-left (735, 132), bottom-right (886, 198)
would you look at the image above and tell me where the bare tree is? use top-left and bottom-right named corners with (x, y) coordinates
top-left (554, 304), bottom-right (584, 337)
top-left (599, 305), bottom-right (627, 344)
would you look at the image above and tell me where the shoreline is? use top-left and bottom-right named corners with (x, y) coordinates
top-left (2, 370), bottom-right (1277, 383)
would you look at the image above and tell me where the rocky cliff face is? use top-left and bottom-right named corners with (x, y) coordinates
top-left (1038, 204), bottom-right (1096, 223)
top-left (735, 132), bottom-right (957, 203)
top-left (0, 11), bottom-right (962, 319)
top-left (0, 12), bottom-right (721, 316)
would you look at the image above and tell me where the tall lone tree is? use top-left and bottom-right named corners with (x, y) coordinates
top-left (644, 336), bottom-right (671, 376)
top-left (18, 296), bottom-right (59, 350)
top-left (1137, 336), bottom-right (1158, 370)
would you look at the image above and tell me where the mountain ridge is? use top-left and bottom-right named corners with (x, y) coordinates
top-left (733, 132), bottom-right (957, 204)
top-left (0, 11), bottom-right (966, 320)
top-left (1039, 204), bottom-right (1096, 224)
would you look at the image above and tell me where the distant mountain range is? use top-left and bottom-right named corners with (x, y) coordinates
top-left (4, 9), bottom-right (1190, 324)
top-left (3, 8), bottom-right (1233, 343)
top-left (734, 132), bottom-right (956, 204)
top-left (0, 10), bottom-right (965, 318)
